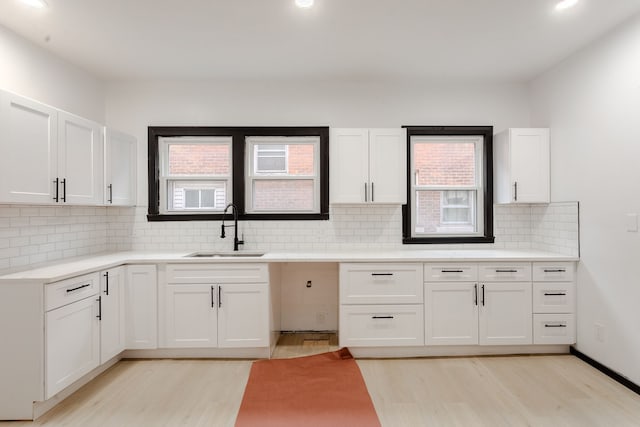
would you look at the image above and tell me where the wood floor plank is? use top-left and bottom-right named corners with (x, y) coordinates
top-left (2, 341), bottom-right (640, 426)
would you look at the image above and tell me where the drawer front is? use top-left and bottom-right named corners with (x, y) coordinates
top-left (533, 314), bottom-right (575, 344)
top-left (533, 262), bottom-right (575, 282)
top-left (339, 304), bottom-right (424, 347)
top-left (479, 263), bottom-right (531, 282)
top-left (533, 282), bottom-right (575, 313)
top-left (45, 272), bottom-right (100, 311)
top-left (340, 263), bottom-right (423, 304)
top-left (166, 263), bottom-right (268, 284)
top-left (424, 264), bottom-right (478, 282)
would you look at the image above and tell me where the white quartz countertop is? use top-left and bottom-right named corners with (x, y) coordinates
top-left (0, 249), bottom-right (578, 283)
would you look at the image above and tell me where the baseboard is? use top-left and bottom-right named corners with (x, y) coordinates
top-left (570, 346), bottom-right (640, 395)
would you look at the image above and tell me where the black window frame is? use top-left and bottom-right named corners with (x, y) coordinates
top-left (402, 125), bottom-right (495, 244)
top-left (147, 126), bottom-right (330, 221)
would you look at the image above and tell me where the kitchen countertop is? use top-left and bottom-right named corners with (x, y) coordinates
top-left (0, 249), bottom-right (578, 283)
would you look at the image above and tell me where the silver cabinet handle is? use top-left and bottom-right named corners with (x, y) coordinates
top-left (514, 181), bottom-right (518, 201)
top-left (371, 182), bottom-right (374, 202)
top-left (364, 182), bottom-right (368, 202)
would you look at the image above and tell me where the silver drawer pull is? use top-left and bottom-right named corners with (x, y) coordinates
top-left (544, 324), bottom-right (567, 328)
top-left (372, 315), bottom-right (394, 319)
top-left (371, 273), bottom-right (394, 276)
top-left (66, 283), bottom-right (90, 293)
top-left (544, 292), bottom-right (567, 296)
top-left (442, 270), bottom-right (464, 273)
top-left (495, 269), bottom-right (518, 273)
top-left (543, 269), bottom-right (566, 273)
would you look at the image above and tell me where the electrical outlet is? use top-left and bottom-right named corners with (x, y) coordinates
top-left (595, 323), bottom-right (605, 342)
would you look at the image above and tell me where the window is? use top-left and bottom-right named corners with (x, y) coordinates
top-left (403, 126), bottom-right (494, 244)
top-left (159, 137), bottom-right (232, 213)
top-left (147, 127), bottom-right (329, 221)
top-left (246, 137), bottom-right (320, 213)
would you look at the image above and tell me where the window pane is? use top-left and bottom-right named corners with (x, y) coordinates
top-left (252, 180), bottom-right (314, 211)
top-left (257, 156), bottom-right (286, 172)
top-left (414, 142), bottom-right (476, 186)
top-left (184, 190), bottom-right (200, 208)
top-left (253, 143), bottom-right (314, 176)
top-left (415, 190), bottom-right (476, 234)
top-left (168, 144), bottom-right (230, 176)
top-left (168, 180), bottom-right (227, 211)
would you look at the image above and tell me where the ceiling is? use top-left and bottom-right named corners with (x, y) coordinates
top-left (0, 0), bottom-right (639, 82)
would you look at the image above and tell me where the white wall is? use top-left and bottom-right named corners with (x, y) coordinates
top-left (0, 24), bottom-right (105, 122)
top-left (104, 78), bottom-right (531, 204)
top-left (529, 14), bottom-right (640, 385)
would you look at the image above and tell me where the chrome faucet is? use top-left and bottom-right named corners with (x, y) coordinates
top-left (220, 203), bottom-right (244, 251)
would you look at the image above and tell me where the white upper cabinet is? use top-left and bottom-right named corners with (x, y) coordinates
top-left (494, 128), bottom-right (550, 204)
top-left (58, 111), bottom-right (104, 205)
top-left (104, 128), bottom-right (137, 206)
top-left (0, 90), bottom-right (58, 204)
top-left (330, 128), bottom-right (406, 204)
top-left (0, 90), bottom-right (105, 206)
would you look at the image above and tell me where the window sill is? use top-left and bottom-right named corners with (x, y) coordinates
top-left (147, 213), bottom-right (330, 222)
top-left (403, 236), bottom-right (495, 245)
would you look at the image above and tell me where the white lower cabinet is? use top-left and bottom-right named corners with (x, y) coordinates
top-left (425, 263), bottom-right (534, 346)
top-left (99, 267), bottom-right (125, 363)
top-left (125, 265), bottom-right (158, 349)
top-left (339, 263), bottom-right (424, 347)
top-left (165, 284), bottom-right (218, 348)
top-left (45, 273), bottom-right (101, 399)
top-left (479, 282), bottom-right (532, 345)
top-left (218, 283), bottom-right (269, 348)
top-left (425, 282), bottom-right (478, 345)
top-left (162, 264), bottom-right (270, 349)
top-left (532, 262), bottom-right (576, 344)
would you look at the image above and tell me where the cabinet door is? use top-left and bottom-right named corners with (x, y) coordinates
top-left (510, 128), bottom-right (549, 203)
top-left (125, 265), bottom-right (157, 349)
top-left (0, 90), bottom-right (58, 204)
top-left (100, 267), bottom-right (125, 363)
top-left (368, 128), bottom-right (407, 203)
top-left (58, 111), bottom-right (104, 205)
top-left (479, 282), bottom-right (532, 345)
top-left (105, 128), bottom-right (137, 206)
top-left (45, 296), bottom-right (100, 399)
top-left (425, 283), bottom-right (478, 345)
top-left (329, 128), bottom-right (370, 203)
top-left (164, 284), bottom-right (217, 348)
top-left (218, 283), bottom-right (269, 348)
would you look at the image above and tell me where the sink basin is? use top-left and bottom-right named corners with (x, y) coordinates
top-left (185, 251), bottom-right (265, 258)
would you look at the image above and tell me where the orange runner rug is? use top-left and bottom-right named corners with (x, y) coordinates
top-left (235, 348), bottom-right (381, 427)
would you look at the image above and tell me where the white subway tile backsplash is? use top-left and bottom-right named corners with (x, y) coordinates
top-left (0, 201), bottom-right (580, 276)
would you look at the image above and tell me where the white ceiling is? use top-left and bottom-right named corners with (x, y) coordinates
top-left (0, 0), bottom-right (639, 82)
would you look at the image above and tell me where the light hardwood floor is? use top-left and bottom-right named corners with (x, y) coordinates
top-left (3, 336), bottom-right (640, 426)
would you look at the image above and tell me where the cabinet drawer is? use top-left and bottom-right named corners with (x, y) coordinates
top-left (166, 263), bottom-right (268, 284)
top-left (533, 282), bottom-right (575, 313)
top-left (533, 263), bottom-right (575, 282)
top-left (339, 304), bottom-right (424, 347)
top-left (479, 263), bottom-right (531, 282)
top-left (339, 263), bottom-right (423, 304)
top-left (45, 272), bottom-right (100, 311)
top-left (533, 314), bottom-right (575, 344)
top-left (424, 264), bottom-right (478, 282)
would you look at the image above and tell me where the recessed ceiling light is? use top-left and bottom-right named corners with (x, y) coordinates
top-left (295, 0), bottom-right (314, 9)
top-left (20, 0), bottom-right (47, 8)
top-left (555, 0), bottom-right (578, 11)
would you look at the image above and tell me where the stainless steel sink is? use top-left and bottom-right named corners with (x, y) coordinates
top-left (185, 251), bottom-right (265, 258)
